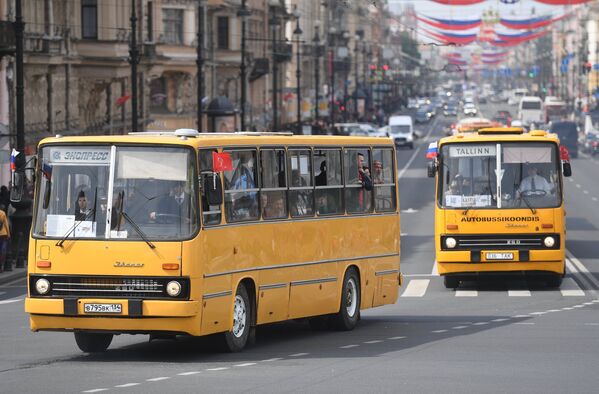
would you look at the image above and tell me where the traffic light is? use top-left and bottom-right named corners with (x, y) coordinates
top-left (582, 62), bottom-right (592, 74)
top-left (370, 64), bottom-right (376, 71)
top-left (382, 64), bottom-right (389, 71)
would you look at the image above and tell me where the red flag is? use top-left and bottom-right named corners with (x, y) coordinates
top-left (116, 94), bottom-right (131, 106)
top-left (212, 152), bottom-right (233, 172)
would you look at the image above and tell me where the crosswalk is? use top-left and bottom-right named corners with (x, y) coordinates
top-left (400, 277), bottom-right (589, 298)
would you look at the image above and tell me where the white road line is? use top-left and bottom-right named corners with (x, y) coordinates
top-left (546, 309), bottom-right (561, 313)
top-left (289, 353), bottom-right (308, 357)
top-left (452, 326), bottom-right (468, 330)
top-left (115, 383), bottom-right (140, 388)
top-left (584, 190), bottom-right (589, 194)
top-left (431, 261), bottom-right (439, 276)
top-left (146, 377), bottom-right (170, 382)
top-left (234, 363), bottom-right (256, 367)
top-left (397, 117), bottom-right (439, 180)
top-left (177, 371), bottom-right (201, 376)
top-left (508, 290), bottom-right (531, 297)
top-left (576, 184), bottom-right (581, 188)
top-left (562, 307), bottom-right (574, 310)
top-left (82, 390), bottom-right (109, 393)
top-left (0, 291), bottom-right (5, 296)
top-left (492, 318), bottom-right (509, 322)
top-left (340, 344), bottom-right (359, 349)
top-left (567, 250), bottom-right (599, 290)
top-left (432, 329), bottom-right (447, 333)
top-left (400, 279), bottom-right (430, 297)
top-left (206, 367), bottom-right (229, 371)
top-left (512, 315), bottom-right (529, 318)
top-left (584, 323), bottom-right (599, 326)
top-left (573, 305), bottom-right (585, 308)
top-left (364, 340), bottom-right (383, 344)
top-left (388, 336), bottom-right (406, 340)
top-left (515, 322), bottom-right (535, 325)
top-left (583, 302), bottom-right (594, 305)
top-left (560, 278), bottom-right (585, 297)
top-left (530, 311), bottom-right (547, 315)
top-left (472, 322), bottom-right (488, 326)
top-left (455, 290), bottom-right (478, 297)
top-left (0, 297), bottom-right (24, 305)
top-left (261, 358), bottom-right (282, 362)
top-left (593, 197), bottom-right (598, 201)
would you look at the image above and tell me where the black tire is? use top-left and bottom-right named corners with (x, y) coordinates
top-left (545, 275), bottom-right (563, 289)
top-left (443, 275), bottom-right (460, 289)
top-left (331, 268), bottom-right (361, 331)
top-left (222, 284), bottom-right (251, 352)
top-left (74, 332), bottom-right (113, 353)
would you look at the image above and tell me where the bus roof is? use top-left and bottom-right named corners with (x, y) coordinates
top-left (37, 131), bottom-right (394, 149)
top-left (439, 128), bottom-right (560, 146)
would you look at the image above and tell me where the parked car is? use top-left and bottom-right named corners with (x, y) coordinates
top-left (549, 121), bottom-right (579, 158)
top-left (358, 123), bottom-right (387, 137)
top-left (581, 133), bottom-right (599, 156)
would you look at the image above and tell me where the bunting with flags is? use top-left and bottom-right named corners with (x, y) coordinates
top-left (534, 0), bottom-right (591, 5)
top-left (416, 14), bottom-right (482, 31)
top-left (499, 14), bottom-right (567, 30)
top-left (431, 0), bottom-right (485, 5)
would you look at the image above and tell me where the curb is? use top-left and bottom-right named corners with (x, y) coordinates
top-left (0, 268), bottom-right (27, 286)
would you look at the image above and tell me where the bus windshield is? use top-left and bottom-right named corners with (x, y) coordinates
top-left (439, 142), bottom-right (561, 209)
top-left (33, 145), bottom-right (198, 240)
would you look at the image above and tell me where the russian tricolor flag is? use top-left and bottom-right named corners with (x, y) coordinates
top-left (426, 142), bottom-right (438, 159)
top-left (10, 149), bottom-right (18, 171)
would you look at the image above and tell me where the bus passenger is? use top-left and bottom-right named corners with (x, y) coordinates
top-left (75, 190), bottom-right (91, 221)
top-left (263, 193), bottom-right (285, 219)
top-left (372, 160), bottom-right (384, 184)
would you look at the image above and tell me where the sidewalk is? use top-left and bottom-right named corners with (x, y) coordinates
top-left (0, 266), bottom-right (27, 286)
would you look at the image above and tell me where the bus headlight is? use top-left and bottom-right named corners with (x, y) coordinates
top-left (35, 278), bottom-right (51, 295)
top-left (544, 236), bottom-right (555, 248)
top-left (445, 237), bottom-right (457, 249)
top-left (166, 281), bottom-right (182, 297)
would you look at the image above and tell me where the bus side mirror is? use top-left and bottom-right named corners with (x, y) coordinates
top-left (9, 171), bottom-right (24, 202)
top-left (562, 162), bottom-right (572, 177)
top-left (427, 161), bottom-right (436, 178)
top-left (203, 173), bottom-right (223, 205)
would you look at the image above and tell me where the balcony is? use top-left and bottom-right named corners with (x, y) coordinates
top-left (273, 42), bottom-right (292, 63)
top-left (250, 58), bottom-right (269, 81)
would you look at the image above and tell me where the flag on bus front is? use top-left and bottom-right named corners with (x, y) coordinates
top-left (426, 142), bottom-right (438, 159)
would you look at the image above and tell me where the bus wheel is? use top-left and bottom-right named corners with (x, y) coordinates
top-left (222, 284), bottom-right (251, 352)
top-left (545, 275), bottom-right (563, 289)
top-left (331, 268), bottom-right (360, 331)
top-left (74, 332), bottom-right (113, 353)
top-left (443, 276), bottom-right (460, 289)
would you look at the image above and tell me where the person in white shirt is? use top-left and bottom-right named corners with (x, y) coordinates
top-left (518, 166), bottom-right (553, 196)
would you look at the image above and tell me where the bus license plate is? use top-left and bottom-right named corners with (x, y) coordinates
top-left (84, 303), bottom-right (122, 314)
top-left (485, 252), bottom-right (514, 261)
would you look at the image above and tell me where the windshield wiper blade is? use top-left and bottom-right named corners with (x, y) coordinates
top-left (56, 208), bottom-right (96, 247)
top-left (119, 210), bottom-right (156, 249)
top-left (519, 193), bottom-right (537, 215)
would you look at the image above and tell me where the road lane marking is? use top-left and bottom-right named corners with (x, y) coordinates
top-left (452, 326), bottom-right (468, 330)
top-left (576, 184), bottom-right (581, 188)
top-left (400, 279), bottom-right (430, 297)
top-left (340, 344), bottom-right (359, 349)
top-left (289, 353), bottom-right (308, 357)
top-left (593, 197), bottom-right (598, 201)
top-left (530, 311), bottom-right (547, 315)
top-left (508, 290), bottom-right (531, 297)
top-left (584, 190), bottom-right (589, 194)
top-left (146, 377), bottom-right (170, 382)
top-left (492, 318), bottom-right (509, 322)
top-left (515, 322), bottom-right (535, 325)
top-left (431, 261), bottom-right (439, 276)
top-left (261, 358), bottom-right (282, 362)
top-left (472, 322), bottom-right (488, 326)
top-left (512, 315), bottom-right (529, 318)
top-left (115, 383), bottom-right (140, 388)
top-left (562, 307), bottom-right (574, 310)
top-left (455, 290), bottom-right (478, 297)
top-left (388, 336), bottom-right (406, 340)
top-left (397, 116), bottom-right (439, 180)
top-left (432, 329), bottom-right (447, 333)
top-left (0, 297), bottom-right (24, 305)
top-left (234, 363), bottom-right (256, 367)
top-left (206, 367), bottom-right (229, 371)
top-left (82, 390), bottom-right (109, 393)
top-left (0, 291), bottom-right (5, 295)
top-left (560, 278), bottom-right (585, 296)
top-left (566, 250), bottom-right (599, 291)
top-left (364, 340), bottom-right (383, 344)
top-left (177, 371), bottom-right (201, 376)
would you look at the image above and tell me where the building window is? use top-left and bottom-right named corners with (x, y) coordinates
top-left (81, 0), bottom-right (98, 39)
top-left (217, 16), bottom-right (229, 49)
top-left (162, 8), bottom-right (184, 45)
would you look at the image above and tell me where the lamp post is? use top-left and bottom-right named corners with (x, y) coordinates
top-left (196, 0), bottom-right (205, 132)
top-left (270, 10), bottom-right (280, 131)
top-left (129, 0), bottom-right (140, 132)
top-left (354, 32), bottom-right (361, 118)
top-left (238, 0), bottom-right (250, 131)
top-left (342, 31), bottom-right (350, 123)
top-left (313, 21), bottom-right (321, 123)
top-left (329, 26), bottom-right (336, 128)
top-left (293, 9), bottom-right (302, 134)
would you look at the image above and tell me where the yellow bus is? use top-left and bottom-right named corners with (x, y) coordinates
top-left (21, 130), bottom-right (401, 352)
top-left (427, 127), bottom-right (572, 289)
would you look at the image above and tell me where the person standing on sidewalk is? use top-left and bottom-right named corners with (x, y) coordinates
top-left (0, 204), bottom-right (11, 273)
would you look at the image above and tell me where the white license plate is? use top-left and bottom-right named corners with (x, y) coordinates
top-left (84, 303), bottom-right (122, 314)
top-left (485, 252), bottom-right (514, 261)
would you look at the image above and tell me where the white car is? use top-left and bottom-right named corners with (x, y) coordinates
top-left (359, 123), bottom-right (388, 137)
top-left (463, 103), bottom-right (477, 116)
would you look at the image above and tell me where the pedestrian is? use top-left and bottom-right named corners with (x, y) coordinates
top-left (0, 185), bottom-right (10, 210)
top-left (0, 204), bottom-right (11, 273)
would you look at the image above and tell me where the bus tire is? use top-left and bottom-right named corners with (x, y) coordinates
top-left (545, 275), bottom-right (563, 289)
top-left (222, 284), bottom-right (251, 352)
top-left (331, 268), bottom-right (360, 331)
top-left (443, 275), bottom-right (459, 289)
top-left (74, 332), bottom-right (113, 353)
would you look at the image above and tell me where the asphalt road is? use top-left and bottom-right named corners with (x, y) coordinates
top-left (1, 110), bottom-right (598, 393)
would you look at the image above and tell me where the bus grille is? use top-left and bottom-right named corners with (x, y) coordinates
top-left (29, 275), bottom-right (189, 299)
top-left (441, 234), bottom-right (559, 251)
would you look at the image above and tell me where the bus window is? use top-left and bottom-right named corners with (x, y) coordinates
top-left (199, 149), bottom-right (222, 226)
top-left (260, 149), bottom-right (287, 220)
top-left (314, 149), bottom-right (343, 215)
top-left (288, 149), bottom-right (314, 217)
top-left (223, 149), bottom-right (260, 222)
top-left (372, 148), bottom-right (396, 212)
top-left (344, 148), bottom-right (373, 214)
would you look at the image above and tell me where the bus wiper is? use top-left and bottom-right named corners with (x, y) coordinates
top-left (118, 210), bottom-right (156, 249)
top-left (56, 208), bottom-right (96, 248)
top-left (519, 193), bottom-right (537, 215)
top-left (462, 204), bottom-right (472, 216)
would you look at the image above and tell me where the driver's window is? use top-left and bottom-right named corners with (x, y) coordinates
top-left (199, 149), bottom-right (222, 226)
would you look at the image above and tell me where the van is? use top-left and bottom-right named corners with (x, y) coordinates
top-left (388, 115), bottom-right (414, 149)
top-left (518, 96), bottom-right (544, 126)
top-left (508, 88), bottom-right (527, 105)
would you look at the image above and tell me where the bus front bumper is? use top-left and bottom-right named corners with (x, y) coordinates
top-left (26, 298), bottom-right (201, 334)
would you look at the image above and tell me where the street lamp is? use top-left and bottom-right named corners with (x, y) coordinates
top-left (293, 8), bottom-right (302, 134)
top-left (269, 9), bottom-right (280, 131)
top-left (238, 0), bottom-right (251, 131)
top-left (342, 31), bottom-right (350, 123)
top-left (354, 30), bottom-right (363, 118)
top-left (329, 26), bottom-right (336, 128)
top-left (196, 0), bottom-right (205, 132)
top-left (313, 20), bottom-right (321, 124)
